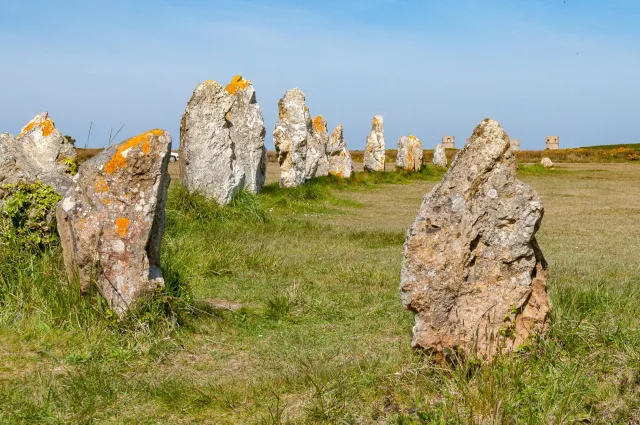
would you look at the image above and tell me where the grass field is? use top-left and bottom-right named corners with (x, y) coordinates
top-left (1, 163), bottom-right (640, 424)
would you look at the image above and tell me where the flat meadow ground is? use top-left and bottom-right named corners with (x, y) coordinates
top-left (1, 162), bottom-right (640, 424)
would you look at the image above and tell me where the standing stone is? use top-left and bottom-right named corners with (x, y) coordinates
top-left (364, 115), bottom-right (385, 172)
top-left (396, 135), bottom-right (423, 172)
top-left (226, 75), bottom-right (267, 194)
top-left (432, 144), bottom-right (447, 167)
top-left (540, 157), bottom-right (553, 168)
top-left (326, 125), bottom-right (354, 178)
top-left (56, 129), bottom-right (171, 318)
top-left (400, 118), bottom-right (551, 361)
top-left (0, 112), bottom-right (77, 195)
top-left (306, 116), bottom-right (330, 179)
top-left (180, 80), bottom-right (243, 205)
top-left (273, 88), bottom-right (312, 187)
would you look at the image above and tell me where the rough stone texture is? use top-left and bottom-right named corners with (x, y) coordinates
top-left (540, 157), bottom-right (553, 168)
top-left (226, 76), bottom-right (267, 194)
top-left (432, 144), bottom-right (448, 167)
top-left (400, 118), bottom-right (551, 361)
top-left (180, 80), bottom-right (242, 205)
top-left (510, 138), bottom-right (521, 152)
top-left (364, 115), bottom-right (385, 172)
top-left (0, 112), bottom-right (77, 195)
top-left (306, 116), bottom-right (330, 179)
top-left (273, 88), bottom-right (312, 187)
top-left (56, 130), bottom-right (171, 318)
top-left (326, 125), bottom-right (354, 178)
top-left (396, 135), bottom-right (423, 172)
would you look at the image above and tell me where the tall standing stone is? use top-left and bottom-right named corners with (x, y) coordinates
top-left (432, 144), bottom-right (447, 167)
top-left (180, 80), bottom-right (242, 205)
top-left (0, 112), bottom-right (77, 195)
top-left (326, 125), bottom-right (354, 179)
top-left (364, 115), bottom-right (385, 172)
top-left (306, 116), bottom-right (330, 179)
top-left (226, 75), bottom-right (267, 194)
top-left (273, 88), bottom-right (312, 187)
top-left (400, 118), bottom-right (551, 360)
top-left (56, 130), bottom-right (171, 317)
top-left (396, 135), bottom-right (423, 172)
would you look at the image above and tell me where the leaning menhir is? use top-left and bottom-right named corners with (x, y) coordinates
top-left (273, 88), bottom-right (312, 187)
top-left (57, 129), bottom-right (171, 318)
top-left (327, 124), bottom-right (354, 178)
top-left (400, 118), bottom-right (551, 360)
top-left (180, 76), bottom-right (267, 204)
top-left (0, 112), bottom-right (77, 195)
top-left (306, 116), bottom-right (330, 179)
top-left (364, 115), bottom-right (385, 172)
top-left (396, 134), bottom-right (423, 172)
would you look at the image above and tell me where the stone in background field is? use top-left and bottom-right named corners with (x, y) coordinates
top-left (364, 115), bottom-right (385, 172)
top-left (326, 124), bottom-right (354, 178)
top-left (306, 116), bottom-right (330, 179)
top-left (432, 144), bottom-right (447, 167)
top-left (273, 88), bottom-right (312, 187)
top-left (396, 135), bottom-right (423, 172)
top-left (401, 118), bottom-right (551, 360)
top-left (0, 112), bottom-right (77, 195)
top-left (57, 130), bottom-right (171, 318)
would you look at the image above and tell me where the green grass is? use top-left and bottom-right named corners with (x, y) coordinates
top-left (516, 163), bottom-right (568, 176)
top-left (1, 164), bottom-right (640, 423)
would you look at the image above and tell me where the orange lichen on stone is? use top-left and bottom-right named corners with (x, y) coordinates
top-left (225, 111), bottom-right (231, 121)
top-left (95, 179), bottom-right (108, 193)
top-left (102, 198), bottom-right (111, 205)
top-left (225, 75), bottom-right (250, 95)
top-left (115, 217), bottom-right (130, 238)
top-left (313, 116), bottom-right (326, 134)
top-left (329, 170), bottom-right (344, 178)
top-left (104, 129), bottom-right (163, 174)
top-left (40, 118), bottom-right (55, 136)
top-left (17, 121), bottom-right (36, 139)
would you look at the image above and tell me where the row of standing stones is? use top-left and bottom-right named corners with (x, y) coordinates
top-left (0, 76), bottom-right (552, 360)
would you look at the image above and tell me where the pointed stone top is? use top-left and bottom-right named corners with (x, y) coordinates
top-left (17, 112), bottom-right (55, 139)
top-left (225, 75), bottom-right (251, 95)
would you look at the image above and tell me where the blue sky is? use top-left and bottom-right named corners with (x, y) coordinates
top-left (1, 0), bottom-right (639, 150)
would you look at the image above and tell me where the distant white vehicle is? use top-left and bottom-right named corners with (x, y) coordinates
top-left (169, 151), bottom-right (179, 162)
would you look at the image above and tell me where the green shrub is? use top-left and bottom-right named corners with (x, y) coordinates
top-left (0, 181), bottom-right (61, 248)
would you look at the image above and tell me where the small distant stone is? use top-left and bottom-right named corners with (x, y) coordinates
top-left (364, 115), bottom-right (385, 172)
top-left (401, 118), bottom-right (551, 361)
top-left (56, 129), bottom-right (171, 317)
top-left (306, 115), bottom-right (330, 179)
top-left (0, 112), bottom-right (77, 195)
top-left (432, 144), bottom-right (447, 167)
top-left (326, 124), bottom-right (354, 178)
top-left (540, 157), bottom-right (553, 168)
top-left (273, 88), bottom-right (311, 187)
top-left (396, 135), bottom-right (423, 172)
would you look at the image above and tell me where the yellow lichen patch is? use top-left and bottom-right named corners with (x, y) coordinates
top-left (313, 116), bottom-right (326, 134)
top-left (17, 121), bottom-right (36, 139)
top-left (373, 116), bottom-right (381, 125)
top-left (115, 217), bottom-right (130, 238)
top-left (104, 129), bottom-right (163, 174)
top-left (40, 118), bottom-right (55, 136)
top-left (101, 198), bottom-right (111, 205)
top-left (329, 170), bottom-right (344, 178)
top-left (408, 134), bottom-right (417, 142)
top-left (225, 75), bottom-right (250, 95)
top-left (225, 111), bottom-right (232, 121)
top-left (95, 179), bottom-right (108, 193)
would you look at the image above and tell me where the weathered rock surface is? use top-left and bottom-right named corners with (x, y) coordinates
top-left (306, 116), bottom-right (330, 179)
top-left (326, 125), bottom-right (354, 178)
top-left (180, 80), bottom-right (242, 205)
top-left (364, 115), bottom-right (385, 172)
top-left (273, 88), bottom-right (311, 187)
top-left (432, 144), bottom-right (447, 167)
top-left (57, 130), bottom-right (171, 317)
top-left (397, 135), bottom-right (423, 172)
top-left (400, 118), bottom-right (551, 360)
top-left (540, 157), bottom-right (553, 168)
top-left (226, 76), bottom-right (267, 194)
top-left (0, 112), bottom-right (77, 195)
